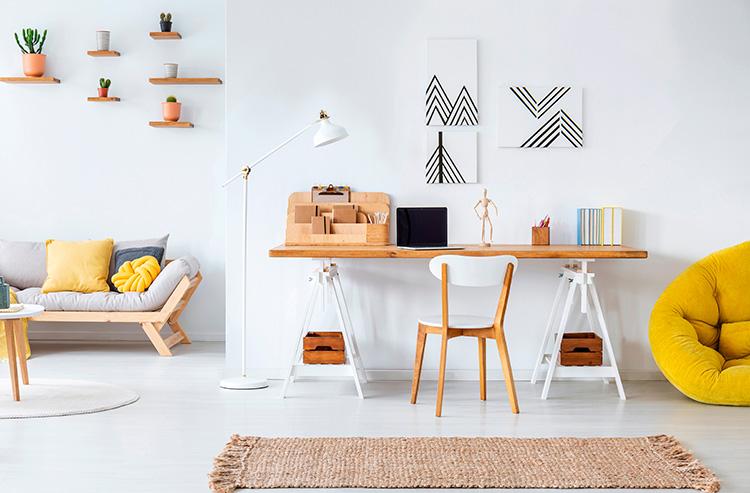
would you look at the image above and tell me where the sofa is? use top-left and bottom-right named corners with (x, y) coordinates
top-left (0, 237), bottom-right (202, 356)
top-left (649, 241), bottom-right (750, 405)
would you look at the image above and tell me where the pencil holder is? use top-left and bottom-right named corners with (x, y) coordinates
top-left (532, 227), bottom-right (550, 246)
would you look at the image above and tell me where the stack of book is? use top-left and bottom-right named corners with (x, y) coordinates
top-left (577, 207), bottom-right (622, 246)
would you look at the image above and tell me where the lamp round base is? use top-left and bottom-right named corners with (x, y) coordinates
top-left (220, 375), bottom-right (269, 390)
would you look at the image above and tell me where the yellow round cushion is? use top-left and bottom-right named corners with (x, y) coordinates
top-left (111, 256), bottom-right (161, 293)
top-left (649, 241), bottom-right (750, 406)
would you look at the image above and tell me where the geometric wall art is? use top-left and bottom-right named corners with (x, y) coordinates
top-left (426, 39), bottom-right (478, 126)
top-left (425, 131), bottom-right (477, 184)
top-left (497, 86), bottom-right (583, 147)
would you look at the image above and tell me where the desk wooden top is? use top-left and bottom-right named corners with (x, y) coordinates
top-left (269, 244), bottom-right (648, 259)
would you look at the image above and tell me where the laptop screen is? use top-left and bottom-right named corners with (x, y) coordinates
top-left (396, 207), bottom-right (448, 247)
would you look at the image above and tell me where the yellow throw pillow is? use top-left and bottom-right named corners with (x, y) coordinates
top-left (111, 255), bottom-right (161, 293)
top-left (41, 239), bottom-right (114, 293)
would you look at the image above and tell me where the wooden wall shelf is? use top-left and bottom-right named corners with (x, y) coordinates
top-left (88, 97), bottom-right (120, 102)
top-left (0, 77), bottom-right (60, 84)
top-left (149, 121), bottom-right (193, 128)
top-left (87, 50), bottom-right (120, 57)
top-left (150, 32), bottom-right (182, 40)
top-left (149, 78), bottom-right (222, 85)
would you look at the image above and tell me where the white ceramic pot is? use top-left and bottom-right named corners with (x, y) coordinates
top-left (96, 31), bottom-right (110, 51)
top-left (164, 63), bottom-right (178, 78)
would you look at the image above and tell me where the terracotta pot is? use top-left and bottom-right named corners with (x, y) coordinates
top-left (98, 87), bottom-right (109, 97)
top-left (22, 53), bottom-right (46, 77)
top-left (162, 102), bottom-right (181, 122)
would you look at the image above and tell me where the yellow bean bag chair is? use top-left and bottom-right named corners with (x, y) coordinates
top-left (649, 241), bottom-right (750, 405)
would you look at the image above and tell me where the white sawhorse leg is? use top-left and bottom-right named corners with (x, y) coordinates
top-left (531, 273), bottom-right (567, 384)
top-left (280, 260), bottom-right (366, 399)
top-left (534, 259), bottom-right (626, 400)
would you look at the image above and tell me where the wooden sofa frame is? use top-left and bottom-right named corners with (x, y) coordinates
top-left (28, 261), bottom-right (202, 356)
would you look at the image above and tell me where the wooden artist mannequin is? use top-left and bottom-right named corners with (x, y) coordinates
top-left (473, 188), bottom-right (498, 247)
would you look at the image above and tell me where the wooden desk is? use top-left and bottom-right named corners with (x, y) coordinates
top-left (269, 244), bottom-right (648, 259)
top-left (269, 244), bottom-right (648, 399)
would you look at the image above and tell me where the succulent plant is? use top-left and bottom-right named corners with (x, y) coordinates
top-left (160, 12), bottom-right (172, 22)
top-left (166, 95), bottom-right (177, 103)
top-left (99, 78), bottom-right (111, 88)
top-left (14, 28), bottom-right (47, 54)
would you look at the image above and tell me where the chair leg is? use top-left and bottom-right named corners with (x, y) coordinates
top-left (494, 332), bottom-right (519, 414)
top-left (410, 326), bottom-right (427, 404)
top-left (478, 337), bottom-right (487, 401)
top-left (435, 334), bottom-right (449, 417)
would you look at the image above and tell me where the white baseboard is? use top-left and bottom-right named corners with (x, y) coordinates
top-left (255, 368), bottom-right (666, 382)
top-left (28, 330), bottom-right (224, 343)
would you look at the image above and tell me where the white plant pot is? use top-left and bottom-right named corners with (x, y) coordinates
top-left (96, 31), bottom-right (110, 51)
top-left (164, 63), bottom-right (178, 78)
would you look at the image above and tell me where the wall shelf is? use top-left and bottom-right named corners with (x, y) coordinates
top-left (149, 121), bottom-right (193, 128)
top-left (0, 77), bottom-right (60, 84)
top-left (149, 78), bottom-right (222, 85)
top-left (88, 97), bottom-right (120, 102)
top-left (87, 50), bottom-right (120, 57)
top-left (150, 32), bottom-right (181, 40)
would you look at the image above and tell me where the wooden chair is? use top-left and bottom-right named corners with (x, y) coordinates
top-left (410, 254), bottom-right (519, 416)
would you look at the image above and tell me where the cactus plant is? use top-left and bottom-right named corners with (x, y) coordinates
top-left (99, 78), bottom-right (111, 89)
top-left (160, 12), bottom-right (172, 22)
top-left (14, 28), bottom-right (47, 54)
top-left (166, 95), bottom-right (177, 103)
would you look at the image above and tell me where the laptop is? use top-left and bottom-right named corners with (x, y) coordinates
top-left (396, 207), bottom-right (465, 250)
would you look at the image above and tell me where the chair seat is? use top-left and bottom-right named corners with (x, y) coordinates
top-left (418, 315), bottom-right (494, 329)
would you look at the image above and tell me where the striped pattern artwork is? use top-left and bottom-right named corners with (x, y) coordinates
top-left (498, 86), bottom-right (584, 148)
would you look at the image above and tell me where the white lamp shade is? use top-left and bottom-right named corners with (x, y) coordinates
top-left (313, 118), bottom-right (349, 147)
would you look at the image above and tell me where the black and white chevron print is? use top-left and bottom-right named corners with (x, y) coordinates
top-left (508, 86), bottom-right (583, 148)
top-left (426, 75), bottom-right (478, 126)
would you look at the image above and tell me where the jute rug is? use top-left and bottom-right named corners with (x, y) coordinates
top-left (0, 378), bottom-right (138, 419)
top-left (208, 435), bottom-right (719, 492)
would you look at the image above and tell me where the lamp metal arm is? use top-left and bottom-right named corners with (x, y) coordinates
top-left (222, 116), bottom-right (325, 187)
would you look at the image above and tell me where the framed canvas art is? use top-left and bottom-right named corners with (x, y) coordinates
top-left (426, 40), bottom-right (478, 126)
top-left (498, 86), bottom-right (583, 148)
top-left (425, 131), bottom-right (477, 184)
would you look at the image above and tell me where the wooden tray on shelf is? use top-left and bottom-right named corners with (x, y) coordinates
top-left (285, 192), bottom-right (390, 246)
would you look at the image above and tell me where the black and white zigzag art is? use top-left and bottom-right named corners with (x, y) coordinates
top-left (426, 76), bottom-right (478, 126)
top-left (426, 39), bottom-right (478, 126)
top-left (497, 86), bottom-right (584, 148)
top-left (425, 131), bottom-right (477, 184)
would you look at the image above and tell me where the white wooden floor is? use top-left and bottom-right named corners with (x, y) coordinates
top-left (0, 342), bottom-right (746, 493)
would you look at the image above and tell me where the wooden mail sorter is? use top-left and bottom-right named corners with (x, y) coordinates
top-left (285, 192), bottom-right (390, 246)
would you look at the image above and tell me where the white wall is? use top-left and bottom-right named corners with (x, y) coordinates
top-left (226, 0), bottom-right (750, 379)
top-left (0, 1), bottom-right (226, 341)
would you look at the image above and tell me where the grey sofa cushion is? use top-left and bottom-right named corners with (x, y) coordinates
top-left (108, 234), bottom-right (169, 283)
top-left (15, 255), bottom-right (199, 312)
top-left (0, 240), bottom-right (47, 289)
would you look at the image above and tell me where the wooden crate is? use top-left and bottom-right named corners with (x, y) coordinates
top-left (285, 192), bottom-right (390, 246)
top-left (557, 332), bottom-right (602, 366)
top-left (303, 331), bottom-right (345, 364)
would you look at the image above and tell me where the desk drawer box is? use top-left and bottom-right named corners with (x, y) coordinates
top-left (303, 331), bottom-right (345, 364)
top-left (557, 332), bottom-right (602, 366)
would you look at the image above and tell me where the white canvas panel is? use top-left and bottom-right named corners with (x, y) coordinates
top-left (497, 86), bottom-right (583, 147)
top-left (426, 39), bottom-right (478, 126)
top-left (425, 131), bottom-right (477, 184)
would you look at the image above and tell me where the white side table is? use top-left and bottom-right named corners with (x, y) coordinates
top-left (1, 304), bottom-right (44, 401)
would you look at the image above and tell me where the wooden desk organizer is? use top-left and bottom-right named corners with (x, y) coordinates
top-left (285, 192), bottom-right (390, 246)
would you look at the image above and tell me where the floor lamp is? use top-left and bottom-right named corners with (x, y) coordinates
top-left (220, 110), bottom-right (349, 390)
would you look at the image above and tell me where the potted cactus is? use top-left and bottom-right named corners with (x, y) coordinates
top-left (159, 13), bottom-right (172, 32)
top-left (98, 78), bottom-right (111, 97)
top-left (162, 95), bottom-right (181, 122)
top-left (14, 28), bottom-right (48, 77)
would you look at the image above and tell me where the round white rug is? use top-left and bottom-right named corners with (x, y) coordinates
top-left (0, 378), bottom-right (139, 419)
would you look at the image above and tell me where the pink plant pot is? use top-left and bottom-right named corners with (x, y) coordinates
top-left (22, 53), bottom-right (46, 77)
top-left (162, 102), bottom-right (181, 122)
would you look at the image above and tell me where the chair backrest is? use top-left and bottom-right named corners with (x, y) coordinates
top-left (428, 255), bottom-right (518, 287)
